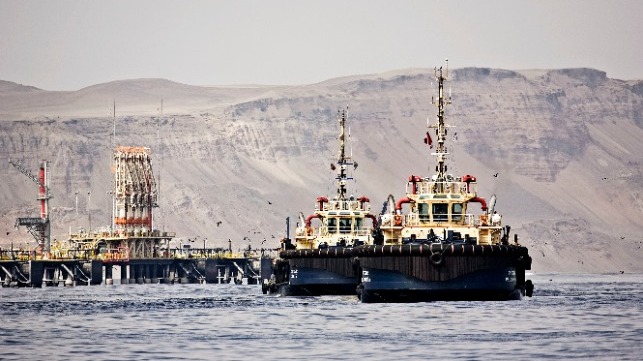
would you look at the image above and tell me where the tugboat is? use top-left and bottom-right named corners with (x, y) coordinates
top-left (356, 63), bottom-right (533, 302)
top-left (265, 109), bottom-right (381, 296)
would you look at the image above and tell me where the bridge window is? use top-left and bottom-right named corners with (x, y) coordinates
top-left (452, 203), bottom-right (463, 222)
top-left (355, 218), bottom-right (363, 230)
top-left (339, 218), bottom-right (352, 234)
top-left (328, 218), bottom-right (337, 234)
top-left (432, 203), bottom-right (448, 222)
top-left (418, 203), bottom-right (430, 222)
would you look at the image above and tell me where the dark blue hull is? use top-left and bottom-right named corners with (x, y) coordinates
top-left (358, 266), bottom-right (522, 303)
top-left (270, 244), bottom-right (532, 300)
top-left (354, 244), bottom-right (532, 303)
top-left (270, 248), bottom-right (359, 296)
top-left (278, 266), bottom-right (358, 296)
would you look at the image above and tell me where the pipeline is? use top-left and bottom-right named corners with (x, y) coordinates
top-left (408, 175), bottom-right (422, 194)
top-left (395, 196), bottom-right (412, 212)
top-left (365, 214), bottom-right (378, 228)
top-left (305, 214), bottom-right (320, 227)
top-left (462, 174), bottom-right (477, 193)
top-left (358, 196), bottom-right (370, 208)
top-left (469, 196), bottom-right (488, 212)
top-left (316, 196), bottom-right (328, 210)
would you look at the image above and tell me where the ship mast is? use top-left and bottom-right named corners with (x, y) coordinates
top-left (335, 108), bottom-right (353, 200)
top-left (432, 61), bottom-right (451, 184)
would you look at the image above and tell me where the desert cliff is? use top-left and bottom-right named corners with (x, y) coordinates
top-left (1, 67), bottom-right (642, 273)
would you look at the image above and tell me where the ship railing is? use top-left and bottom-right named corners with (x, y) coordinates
top-left (404, 213), bottom-right (421, 226)
top-left (100, 246), bottom-right (130, 262)
top-left (464, 214), bottom-right (478, 226)
top-left (0, 249), bottom-right (39, 261)
top-left (411, 181), bottom-right (477, 196)
top-left (318, 200), bottom-right (371, 212)
top-left (47, 248), bottom-right (94, 261)
top-left (402, 213), bottom-right (480, 227)
top-left (317, 226), bottom-right (372, 237)
top-left (465, 214), bottom-right (502, 228)
top-left (166, 247), bottom-right (248, 260)
top-left (404, 213), bottom-right (450, 225)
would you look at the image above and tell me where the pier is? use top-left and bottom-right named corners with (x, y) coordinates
top-left (3, 146), bottom-right (269, 288)
top-left (0, 247), bottom-right (264, 287)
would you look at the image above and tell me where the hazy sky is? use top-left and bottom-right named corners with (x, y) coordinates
top-left (1, 0), bottom-right (641, 90)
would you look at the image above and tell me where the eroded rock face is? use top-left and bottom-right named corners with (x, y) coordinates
top-left (1, 68), bottom-right (642, 271)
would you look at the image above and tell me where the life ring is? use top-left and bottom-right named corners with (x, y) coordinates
top-left (394, 215), bottom-right (402, 226)
top-left (429, 252), bottom-right (443, 266)
top-left (480, 214), bottom-right (488, 226)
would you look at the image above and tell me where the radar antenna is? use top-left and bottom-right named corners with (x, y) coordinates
top-left (431, 63), bottom-right (452, 183)
top-left (334, 108), bottom-right (354, 200)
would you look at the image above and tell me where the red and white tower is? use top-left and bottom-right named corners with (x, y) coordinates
top-left (112, 146), bottom-right (158, 236)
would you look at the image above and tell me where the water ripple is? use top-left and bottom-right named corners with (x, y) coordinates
top-left (0, 274), bottom-right (641, 360)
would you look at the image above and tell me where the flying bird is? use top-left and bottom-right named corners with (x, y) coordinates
top-left (268, 201), bottom-right (272, 205)
top-left (493, 173), bottom-right (499, 177)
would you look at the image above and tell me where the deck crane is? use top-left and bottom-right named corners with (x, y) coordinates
top-left (8, 158), bottom-right (52, 256)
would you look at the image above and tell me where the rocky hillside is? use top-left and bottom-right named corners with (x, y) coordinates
top-left (1, 68), bottom-right (642, 273)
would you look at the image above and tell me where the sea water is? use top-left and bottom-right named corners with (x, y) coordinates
top-left (1, 273), bottom-right (641, 360)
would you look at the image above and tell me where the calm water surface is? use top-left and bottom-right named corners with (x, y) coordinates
top-left (1, 273), bottom-right (641, 360)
